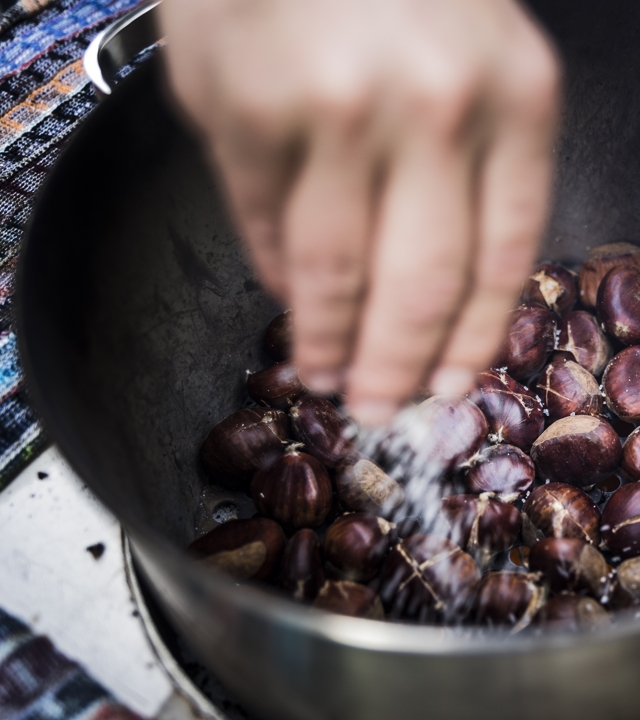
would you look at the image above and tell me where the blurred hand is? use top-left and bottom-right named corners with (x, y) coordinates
top-left (159, 0), bottom-right (560, 426)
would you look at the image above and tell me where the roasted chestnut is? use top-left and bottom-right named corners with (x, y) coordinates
top-left (470, 369), bottom-right (544, 452)
top-left (264, 310), bottom-right (292, 361)
top-left (247, 360), bottom-right (307, 409)
top-left (463, 444), bottom-right (535, 502)
top-left (622, 428), bottom-right (640, 481)
top-left (521, 262), bottom-right (577, 316)
top-left (602, 347), bottom-right (640, 422)
top-left (200, 407), bottom-right (289, 490)
top-left (189, 517), bottom-right (286, 581)
top-left (521, 482), bottom-right (601, 547)
top-left (556, 310), bottom-right (612, 377)
top-left (536, 359), bottom-right (602, 422)
top-left (472, 571), bottom-right (546, 632)
top-left (313, 580), bottom-right (384, 619)
top-left (578, 241), bottom-right (640, 309)
top-left (278, 528), bottom-right (325, 600)
top-left (323, 513), bottom-right (393, 582)
top-left (530, 416), bottom-right (621, 488)
top-left (251, 446), bottom-right (333, 528)
top-left (597, 265), bottom-right (640, 345)
top-left (610, 556), bottom-right (640, 609)
top-left (290, 396), bottom-right (354, 468)
top-left (528, 537), bottom-right (608, 599)
top-left (334, 455), bottom-right (404, 515)
top-left (534, 594), bottom-right (610, 632)
top-left (493, 304), bottom-right (557, 382)
top-left (378, 534), bottom-right (480, 623)
top-left (601, 482), bottom-right (640, 560)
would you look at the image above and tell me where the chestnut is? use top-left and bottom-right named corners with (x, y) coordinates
top-left (251, 445), bottom-right (333, 528)
top-left (622, 428), bottom-right (640, 481)
top-left (556, 311), bottom-right (612, 377)
top-left (290, 396), bottom-right (354, 468)
top-left (463, 444), bottom-right (535, 502)
top-left (530, 416), bottom-right (621, 488)
top-left (534, 594), bottom-right (610, 632)
top-left (264, 310), bottom-right (292, 361)
top-left (521, 482), bottom-right (601, 547)
top-left (610, 556), bottom-right (640, 609)
top-left (472, 571), bottom-right (546, 632)
top-left (334, 455), bottom-right (404, 515)
top-left (470, 369), bottom-right (544, 452)
top-left (378, 534), bottom-right (480, 623)
top-left (278, 528), bottom-right (325, 600)
top-left (528, 537), bottom-right (608, 599)
top-left (601, 482), bottom-right (640, 560)
top-left (200, 407), bottom-right (289, 490)
top-left (535, 358), bottom-right (602, 422)
top-left (597, 265), bottom-right (640, 345)
top-left (521, 262), bottom-right (577, 316)
top-left (313, 580), bottom-right (384, 619)
top-left (494, 304), bottom-right (557, 383)
top-left (602, 347), bottom-right (640, 422)
top-left (578, 241), bottom-right (640, 310)
top-left (189, 517), bottom-right (285, 581)
top-left (323, 513), bottom-right (393, 582)
top-left (246, 360), bottom-right (307, 409)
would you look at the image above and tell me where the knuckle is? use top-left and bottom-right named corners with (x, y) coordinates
top-left (310, 86), bottom-right (374, 134)
top-left (292, 250), bottom-right (365, 303)
top-left (393, 272), bottom-right (465, 330)
top-left (503, 38), bottom-right (560, 121)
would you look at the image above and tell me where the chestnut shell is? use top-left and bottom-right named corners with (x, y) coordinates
top-left (601, 482), bottom-right (640, 560)
top-left (557, 311), bottom-right (612, 377)
top-left (611, 556), bottom-right (640, 609)
top-left (578, 241), bottom-right (640, 310)
top-left (313, 580), bottom-right (384, 619)
top-left (264, 310), bottom-right (292, 361)
top-left (597, 265), bottom-right (640, 346)
top-left (534, 594), bottom-right (610, 632)
top-left (278, 528), bottom-right (325, 600)
top-left (521, 262), bottom-right (577, 316)
top-left (464, 444), bottom-right (535, 502)
top-left (536, 359), bottom-right (602, 422)
top-left (472, 571), bottom-right (546, 631)
top-left (290, 396), bottom-right (354, 468)
top-left (622, 428), bottom-right (640, 481)
top-left (602, 346), bottom-right (640, 422)
top-left (246, 360), bottom-right (307, 409)
top-left (334, 455), bottom-right (404, 514)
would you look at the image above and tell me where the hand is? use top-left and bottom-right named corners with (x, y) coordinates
top-left (159, 0), bottom-right (560, 426)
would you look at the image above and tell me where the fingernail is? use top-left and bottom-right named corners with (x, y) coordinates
top-left (349, 400), bottom-right (399, 427)
top-left (304, 370), bottom-right (344, 394)
top-left (429, 366), bottom-right (476, 397)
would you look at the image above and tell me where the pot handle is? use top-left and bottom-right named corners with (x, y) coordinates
top-left (83, 0), bottom-right (163, 101)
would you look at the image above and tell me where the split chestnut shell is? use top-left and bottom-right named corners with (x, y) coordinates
top-left (472, 571), bottom-right (546, 632)
top-left (334, 455), bottom-right (404, 515)
top-left (536, 359), bottom-right (602, 422)
top-left (521, 262), bottom-right (577, 316)
top-left (290, 396), bottom-right (354, 468)
top-left (578, 241), bottom-right (640, 309)
top-left (601, 482), bottom-right (640, 560)
top-left (534, 594), bottom-right (610, 632)
top-left (602, 347), bottom-right (640, 422)
top-left (557, 310), bottom-right (612, 377)
top-left (313, 580), bottom-right (384, 619)
top-left (597, 265), bottom-right (640, 346)
top-left (463, 444), bottom-right (535, 502)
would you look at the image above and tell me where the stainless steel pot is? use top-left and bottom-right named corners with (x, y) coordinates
top-left (16, 2), bottom-right (640, 718)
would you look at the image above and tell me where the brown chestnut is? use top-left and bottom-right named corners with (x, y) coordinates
top-left (278, 528), bottom-right (325, 600)
top-left (246, 360), bottom-right (307, 409)
top-left (521, 482), bottom-right (601, 547)
top-left (470, 369), bottom-right (544, 452)
top-left (622, 428), bottom-right (640, 481)
top-left (602, 347), bottom-right (640, 422)
top-left (472, 571), bottom-right (546, 632)
top-left (200, 407), bottom-right (289, 490)
top-left (578, 241), bottom-right (640, 310)
top-left (534, 594), bottom-right (610, 632)
top-left (528, 537), bottom-right (608, 599)
top-left (521, 262), bottom-right (577, 316)
top-left (463, 444), bottom-right (535, 502)
top-left (556, 311), bottom-right (613, 377)
top-left (290, 396), bottom-right (354, 468)
top-left (378, 534), bottom-right (480, 622)
top-left (597, 265), bottom-right (640, 346)
top-left (530, 416), bottom-right (621, 488)
top-left (494, 304), bottom-right (557, 382)
top-left (313, 580), bottom-right (384, 619)
top-left (323, 513), bottom-right (393, 582)
top-left (536, 359), bottom-right (602, 422)
top-left (264, 310), bottom-right (292, 361)
top-left (334, 455), bottom-right (404, 515)
top-left (610, 556), bottom-right (640, 609)
top-left (189, 517), bottom-right (285, 581)
top-left (601, 482), bottom-right (640, 560)
top-left (251, 446), bottom-right (333, 528)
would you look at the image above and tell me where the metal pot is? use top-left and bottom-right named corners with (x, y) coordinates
top-left (16, 1), bottom-right (640, 718)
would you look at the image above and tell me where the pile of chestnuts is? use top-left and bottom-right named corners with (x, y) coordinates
top-left (190, 243), bottom-right (640, 634)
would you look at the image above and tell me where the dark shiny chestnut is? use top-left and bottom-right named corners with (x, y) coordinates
top-left (578, 241), bottom-right (640, 309)
top-left (246, 360), bottom-right (307, 409)
top-left (528, 537), bottom-right (608, 599)
top-left (536, 359), bottom-right (602, 422)
top-left (521, 482), bottom-right (601, 547)
top-left (313, 580), bottom-right (384, 619)
top-left (602, 347), bottom-right (640, 422)
top-left (378, 534), bottom-right (480, 623)
top-left (530, 416), bottom-right (621, 488)
top-left (264, 310), bottom-right (292, 361)
top-left (278, 528), bottom-right (325, 601)
top-left (472, 571), bottom-right (546, 631)
top-left (601, 482), bottom-right (640, 560)
top-left (610, 557), bottom-right (640, 609)
top-left (597, 265), bottom-right (640, 345)
top-left (323, 513), bottom-right (393, 582)
top-left (334, 455), bottom-right (404, 515)
top-left (521, 262), bottom-right (577, 316)
top-left (290, 396), bottom-right (354, 468)
top-left (556, 310), bottom-right (612, 377)
top-left (251, 446), bottom-right (333, 528)
top-left (622, 428), bottom-right (640, 481)
top-left (200, 407), bottom-right (289, 490)
top-left (463, 444), bottom-right (535, 502)
top-left (470, 369), bottom-right (544, 452)
top-left (494, 304), bottom-right (557, 383)
top-left (189, 517), bottom-right (286, 581)
top-left (534, 594), bottom-right (610, 632)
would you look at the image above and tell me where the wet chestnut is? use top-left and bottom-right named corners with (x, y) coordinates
top-left (251, 446), bottom-right (333, 528)
top-left (189, 517), bottom-right (285, 581)
top-left (534, 594), bottom-right (610, 632)
top-left (463, 444), bottom-right (535, 502)
top-left (610, 557), bottom-right (640, 609)
top-left (472, 571), bottom-right (546, 632)
top-left (246, 360), bottom-right (307, 409)
top-left (323, 513), bottom-right (393, 582)
top-left (494, 304), bottom-right (557, 382)
top-left (200, 407), bottom-right (289, 490)
top-left (530, 416), bottom-right (621, 488)
top-left (597, 265), bottom-right (640, 345)
top-left (313, 580), bottom-right (384, 619)
top-left (278, 528), bottom-right (325, 601)
top-left (602, 347), bottom-right (640, 422)
top-left (601, 482), bottom-right (640, 560)
top-left (556, 310), bottom-right (612, 377)
top-left (290, 396), bottom-right (354, 468)
top-left (536, 358), bottom-right (602, 421)
top-left (521, 262), bottom-right (577, 316)
top-left (264, 310), bottom-right (292, 361)
top-left (334, 455), bottom-right (404, 515)
top-left (578, 241), bottom-right (640, 309)
top-left (622, 428), bottom-right (640, 481)
top-left (521, 482), bottom-right (601, 547)
top-left (528, 537), bottom-right (608, 599)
